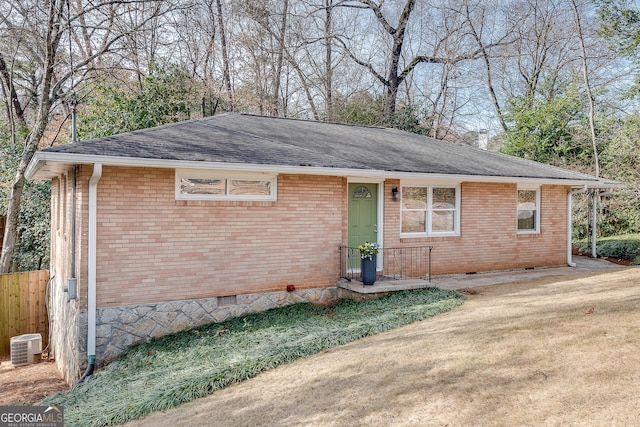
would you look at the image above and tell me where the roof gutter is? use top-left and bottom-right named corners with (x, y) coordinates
top-left (567, 185), bottom-right (588, 267)
top-left (26, 152), bottom-right (620, 189)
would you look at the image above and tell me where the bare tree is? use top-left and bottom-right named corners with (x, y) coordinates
top-left (216, 0), bottom-right (234, 110)
top-left (335, 0), bottom-right (417, 121)
top-left (335, 0), bottom-right (510, 124)
top-left (323, 0), bottom-right (334, 120)
top-left (0, 53), bottom-right (26, 130)
top-left (570, 0), bottom-right (600, 177)
top-left (500, 0), bottom-right (575, 103)
top-left (169, 0), bottom-right (230, 115)
top-left (236, 0), bottom-right (297, 116)
top-left (463, 0), bottom-right (513, 132)
top-left (0, 0), bottom-right (172, 273)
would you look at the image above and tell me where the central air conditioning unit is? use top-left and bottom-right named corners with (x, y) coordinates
top-left (10, 333), bottom-right (42, 367)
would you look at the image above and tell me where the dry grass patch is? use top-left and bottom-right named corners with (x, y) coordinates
top-left (127, 268), bottom-right (640, 427)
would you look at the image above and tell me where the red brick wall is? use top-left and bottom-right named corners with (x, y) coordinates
top-left (384, 181), bottom-right (568, 275)
top-left (94, 167), bottom-right (345, 307)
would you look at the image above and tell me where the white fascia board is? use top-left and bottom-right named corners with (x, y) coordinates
top-left (25, 154), bottom-right (47, 179)
top-left (26, 151), bottom-right (619, 189)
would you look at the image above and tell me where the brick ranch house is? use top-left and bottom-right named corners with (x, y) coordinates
top-left (26, 113), bottom-right (617, 382)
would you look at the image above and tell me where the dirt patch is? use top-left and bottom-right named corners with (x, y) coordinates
top-left (126, 267), bottom-right (640, 427)
top-left (458, 287), bottom-right (481, 295)
top-left (601, 256), bottom-right (632, 266)
top-left (0, 358), bottom-right (68, 405)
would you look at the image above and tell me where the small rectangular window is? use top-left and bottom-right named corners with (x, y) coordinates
top-left (402, 210), bottom-right (427, 233)
top-left (402, 187), bottom-right (428, 233)
top-left (432, 188), bottom-right (456, 232)
top-left (180, 178), bottom-right (225, 195)
top-left (401, 185), bottom-right (459, 236)
top-left (228, 179), bottom-right (272, 196)
top-left (517, 188), bottom-right (539, 233)
top-left (176, 170), bottom-right (277, 201)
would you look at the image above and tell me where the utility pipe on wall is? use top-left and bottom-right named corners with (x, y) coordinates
top-left (66, 104), bottom-right (79, 301)
top-left (66, 167), bottom-right (77, 301)
top-left (567, 185), bottom-right (588, 267)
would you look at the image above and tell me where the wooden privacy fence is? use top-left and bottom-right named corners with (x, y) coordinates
top-left (0, 270), bottom-right (49, 358)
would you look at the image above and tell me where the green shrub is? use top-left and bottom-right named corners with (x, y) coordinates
top-left (578, 234), bottom-right (640, 264)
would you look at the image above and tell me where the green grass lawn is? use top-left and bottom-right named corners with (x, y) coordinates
top-left (578, 233), bottom-right (640, 264)
top-left (42, 288), bottom-right (464, 427)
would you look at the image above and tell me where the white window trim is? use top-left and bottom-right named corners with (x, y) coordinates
top-left (517, 185), bottom-right (541, 234)
top-left (400, 183), bottom-right (461, 238)
top-left (175, 169), bottom-right (277, 201)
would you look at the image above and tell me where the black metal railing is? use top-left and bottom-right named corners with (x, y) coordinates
top-left (339, 246), bottom-right (433, 283)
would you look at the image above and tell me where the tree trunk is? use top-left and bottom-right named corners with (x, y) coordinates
top-left (216, 0), bottom-right (234, 111)
top-left (271, 0), bottom-right (289, 116)
top-left (324, 0), bottom-right (333, 121)
top-left (570, 0), bottom-right (600, 177)
top-left (464, 1), bottom-right (508, 132)
top-left (1, 174), bottom-right (26, 273)
top-left (0, 53), bottom-right (26, 128)
top-left (383, 0), bottom-right (416, 122)
top-left (0, 108), bottom-right (53, 273)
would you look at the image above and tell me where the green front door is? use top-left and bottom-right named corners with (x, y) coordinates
top-left (348, 183), bottom-right (378, 269)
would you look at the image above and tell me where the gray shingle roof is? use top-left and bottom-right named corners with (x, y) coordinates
top-left (32, 113), bottom-right (612, 184)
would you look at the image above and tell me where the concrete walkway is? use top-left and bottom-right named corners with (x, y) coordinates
top-left (434, 256), bottom-right (627, 291)
top-left (338, 256), bottom-right (628, 296)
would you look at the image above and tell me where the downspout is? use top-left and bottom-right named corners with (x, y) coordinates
top-left (591, 188), bottom-right (614, 259)
top-left (74, 163), bottom-right (101, 387)
top-left (567, 186), bottom-right (588, 267)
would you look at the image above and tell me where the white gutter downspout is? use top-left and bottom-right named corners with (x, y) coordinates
top-left (591, 188), bottom-right (614, 259)
top-left (567, 185), bottom-right (588, 267)
top-left (85, 164), bottom-right (102, 377)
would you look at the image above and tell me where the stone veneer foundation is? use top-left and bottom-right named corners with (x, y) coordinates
top-left (93, 287), bottom-right (339, 366)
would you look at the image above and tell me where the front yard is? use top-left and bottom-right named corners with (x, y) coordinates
top-left (125, 267), bottom-right (640, 426)
top-left (42, 288), bottom-right (463, 426)
top-left (6, 264), bottom-right (639, 426)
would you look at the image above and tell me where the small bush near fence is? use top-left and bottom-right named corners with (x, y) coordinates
top-left (0, 270), bottom-right (49, 358)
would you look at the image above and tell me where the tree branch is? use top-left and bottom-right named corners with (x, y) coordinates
top-left (334, 35), bottom-right (389, 87)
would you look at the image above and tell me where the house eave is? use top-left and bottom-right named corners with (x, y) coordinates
top-left (26, 151), bottom-right (620, 189)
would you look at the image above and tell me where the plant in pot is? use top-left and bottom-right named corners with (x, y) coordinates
top-left (357, 242), bottom-right (380, 285)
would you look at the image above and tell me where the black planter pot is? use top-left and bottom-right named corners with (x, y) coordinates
top-left (360, 255), bottom-right (377, 285)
